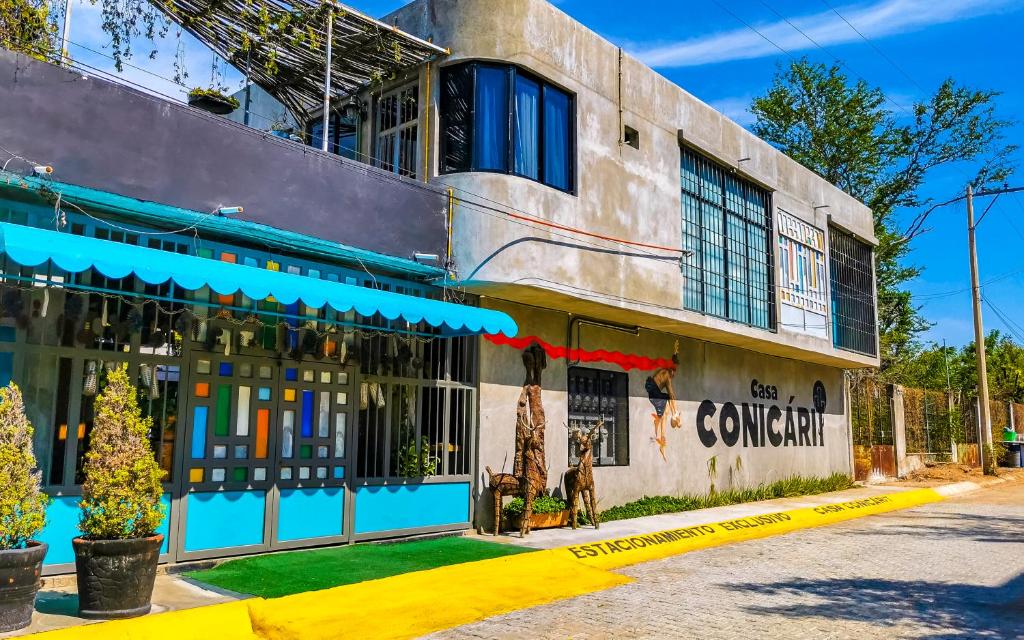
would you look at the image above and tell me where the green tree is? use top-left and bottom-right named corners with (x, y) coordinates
top-left (0, 0), bottom-right (56, 60)
top-left (0, 383), bottom-right (48, 549)
top-left (79, 364), bottom-right (165, 539)
top-left (750, 60), bottom-right (1016, 377)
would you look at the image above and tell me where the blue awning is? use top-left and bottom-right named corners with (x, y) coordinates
top-left (0, 223), bottom-right (517, 337)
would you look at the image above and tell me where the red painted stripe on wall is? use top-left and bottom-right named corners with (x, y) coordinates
top-left (484, 334), bottom-right (675, 372)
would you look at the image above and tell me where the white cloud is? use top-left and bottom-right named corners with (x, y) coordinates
top-left (631, 0), bottom-right (1020, 68)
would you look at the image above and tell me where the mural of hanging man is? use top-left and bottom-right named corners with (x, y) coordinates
top-left (646, 340), bottom-right (681, 461)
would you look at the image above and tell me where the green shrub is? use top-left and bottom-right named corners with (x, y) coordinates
top-left (79, 365), bottom-right (166, 539)
top-left (600, 473), bottom-right (854, 523)
top-left (0, 383), bottom-right (48, 549)
top-left (503, 495), bottom-right (591, 526)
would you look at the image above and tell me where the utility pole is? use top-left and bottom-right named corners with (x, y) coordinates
top-left (60, 0), bottom-right (74, 65)
top-left (966, 184), bottom-right (1024, 473)
top-left (321, 5), bottom-right (334, 153)
top-left (967, 185), bottom-right (993, 472)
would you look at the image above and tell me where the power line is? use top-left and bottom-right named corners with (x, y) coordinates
top-left (758, 0), bottom-right (915, 118)
top-left (818, 0), bottom-right (930, 98)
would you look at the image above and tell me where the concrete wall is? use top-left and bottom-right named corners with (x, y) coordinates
top-left (475, 298), bottom-right (851, 530)
top-left (388, 0), bottom-right (878, 370)
top-left (0, 50), bottom-right (447, 262)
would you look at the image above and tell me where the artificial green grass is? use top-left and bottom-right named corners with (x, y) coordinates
top-left (599, 473), bottom-right (855, 523)
top-left (185, 536), bottom-right (534, 598)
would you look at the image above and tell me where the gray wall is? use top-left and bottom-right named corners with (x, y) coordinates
top-left (476, 299), bottom-right (851, 530)
top-left (0, 51), bottom-right (447, 262)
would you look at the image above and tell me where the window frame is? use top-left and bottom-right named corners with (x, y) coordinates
top-left (439, 61), bottom-right (577, 195)
top-left (567, 366), bottom-right (629, 468)
top-left (374, 83), bottom-right (420, 179)
top-left (680, 145), bottom-right (776, 330)
top-left (828, 225), bottom-right (878, 356)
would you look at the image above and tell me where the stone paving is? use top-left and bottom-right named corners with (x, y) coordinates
top-left (428, 480), bottom-right (1024, 639)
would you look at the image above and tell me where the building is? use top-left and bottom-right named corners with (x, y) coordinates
top-left (0, 0), bottom-right (877, 574)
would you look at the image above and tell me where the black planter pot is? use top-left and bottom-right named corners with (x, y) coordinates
top-left (73, 534), bottom-right (163, 619)
top-left (187, 93), bottom-right (237, 115)
top-left (0, 541), bottom-right (48, 633)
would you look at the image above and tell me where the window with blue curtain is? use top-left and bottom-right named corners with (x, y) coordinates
top-left (513, 75), bottom-right (540, 180)
top-left (441, 61), bottom-right (575, 193)
top-left (475, 66), bottom-right (510, 172)
top-left (542, 86), bottom-right (571, 191)
top-left (680, 147), bottom-right (775, 330)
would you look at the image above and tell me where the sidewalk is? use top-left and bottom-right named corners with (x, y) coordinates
top-left (481, 483), bottom-right (912, 550)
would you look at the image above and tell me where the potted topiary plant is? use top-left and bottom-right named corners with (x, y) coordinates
top-left (0, 383), bottom-right (49, 633)
top-left (74, 364), bottom-right (166, 619)
top-left (187, 87), bottom-right (240, 115)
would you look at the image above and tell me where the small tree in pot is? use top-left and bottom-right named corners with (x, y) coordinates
top-left (0, 383), bottom-right (48, 632)
top-left (74, 364), bottom-right (166, 619)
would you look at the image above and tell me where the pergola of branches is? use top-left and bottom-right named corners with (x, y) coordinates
top-left (156, 0), bottom-right (447, 122)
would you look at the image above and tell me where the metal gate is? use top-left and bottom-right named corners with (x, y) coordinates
top-left (176, 351), bottom-right (355, 561)
top-left (849, 379), bottom-right (896, 480)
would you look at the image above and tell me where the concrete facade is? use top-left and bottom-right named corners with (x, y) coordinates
top-left (385, 0), bottom-right (878, 370)
top-left (374, 0), bottom-right (876, 526)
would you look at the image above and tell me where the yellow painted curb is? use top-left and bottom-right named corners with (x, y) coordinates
top-left (27, 599), bottom-right (260, 640)
top-left (24, 488), bottom-right (945, 640)
top-left (247, 550), bottom-right (631, 640)
top-left (557, 488), bottom-right (945, 571)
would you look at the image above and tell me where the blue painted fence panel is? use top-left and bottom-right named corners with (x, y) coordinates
top-left (354, 482), bottom-right (470, 534)
top-left (277, 487), bottom-right (344, 542)
top-left (184, 490), bottom-right (265, 552)
top-left (41, 494), bottom-right (171, 566)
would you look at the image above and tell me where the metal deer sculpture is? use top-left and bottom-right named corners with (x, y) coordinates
top-left (565, 420), bottom-right (601, 530)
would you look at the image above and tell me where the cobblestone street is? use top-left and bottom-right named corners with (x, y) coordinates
top-left (427, 480), bottom-right (1024, 640)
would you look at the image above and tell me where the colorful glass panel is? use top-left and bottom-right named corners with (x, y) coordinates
top-left (318, 392), bottom-right (330, 437)
top-left (191, 406), bottom-right (208, 459)
top-left (219, 362), bottom-right (234, 377)
top-left (215, 385), bottom-right (232, 437)
top-left (281, 410), bottom-right (295, 458)
top-left (258, 387), bottom-right (271, 401)
top-left (285, 368), bottom-right (298, 382)
top-left (299, 444), bottom-right (312, 459)
top-left (189, 467), bottom-right (204, 482)
top-left (195, 382), bottom-right (210, 398)
top-left (232, 467), bottom-right (248, 482)
top-left (284, 389), bottom-right (296, 402)
top-left (255, 409), bottom-right (269, 459)
top-left (298, 390), bottom-right (313, 437)
top-left (236, 386), bottom-right (251, 436)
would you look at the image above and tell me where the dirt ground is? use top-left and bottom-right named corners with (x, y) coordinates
top-left (885, 463), bottom-right (1024, 487)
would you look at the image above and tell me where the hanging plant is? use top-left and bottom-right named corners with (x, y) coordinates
top-left (187, 86), bottom-right (240, 114)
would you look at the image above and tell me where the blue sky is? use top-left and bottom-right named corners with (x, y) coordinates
top-left (65, 0), bottom-right (1024, 347)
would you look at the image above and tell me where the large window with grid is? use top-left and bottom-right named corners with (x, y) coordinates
top-left (680, 147), bottom-right (775, 329)
top-left (829, 226), bottom-right (877, 356)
